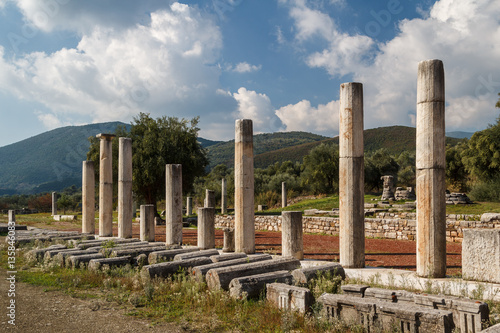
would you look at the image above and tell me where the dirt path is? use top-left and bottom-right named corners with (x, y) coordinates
top-left (0, 267), bottom-right (184, 333)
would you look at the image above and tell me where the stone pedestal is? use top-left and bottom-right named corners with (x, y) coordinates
top-left (380, 175), bottom-right (395, 200)
top-left (52, 192), bottom-right (57, 216)
top-left (281, 211), bottom-right (303, 259)
top-left (97, 133), bottom-right (116, 237)
top-left (223, 228), bottom-right (235, 252)
top-left (282, 182), bottom-right (287, 208)
top-left (82, 161), bottom-right (95, 234)
top-left (197, 207), bottom-right (215, 249)
top-left (140, 204), bottom-right (155, 242)
top-left (186, 197), bottom-right (193, 216)
top-left (118, 137), bottom-right (133, 238)
top-left (221, 178), bottom-right (227, 214)
top-left (165, 164), bottom-right (182, 245)
top-left (339, 82), bottom-right (365, 268)
top-left (234, 119), bottom-right (255, 254)
top-left (8, 210), bottom-right (15, 222)
top-left (204, 189), bottom-right (215, 208)
top-left (416, 59), bottom-right (446, 278)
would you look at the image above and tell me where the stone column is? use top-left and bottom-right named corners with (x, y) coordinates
top-left (118, 137), bottom-right (133, 238)
top-left (234, 119), bottom-right (255, 254)
top-left (223, 228), bottom-right (235, 252)
top-left (8, 210), bottom-right (15, 223)
top-left (221, 178), bottom-right (227, 214)
top-left (197, 207), bottom-right (215, 249)
top-left (339, 82), bottom-right (365, 268)
top-left (82, 161), bottom-right (95, 234)
top-left (186, 197), bottom-right (193, 216)
top-left (140, 204), bottom-right (155, 242)
top-left (281, 211), bottom-right (303, 259)
top-left (51, 192), bottom-right (57, 216)
top-left (166, 164), bottom-right (182, 245)
top-left (204, 189), bottom-right (215, 208)
top-left (416, 59), bottom-right (446, 278)
top-left (97, 133), bottom-right (115, 237)
top-left (282, 182), bottom-right (287, 208)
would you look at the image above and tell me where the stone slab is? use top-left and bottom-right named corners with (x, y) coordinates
top-left (266, 283), bottom-right (313, 314)
top-left (88, 256), bottom-right (132, 271)
top-left (173, 248), bottom-right (220, 261)
top-left (148, 247), bottom-right (200, 264)
top-left (141, 257), bottom-right (213, 280)
top-left (229, 270), bottom-right (293, 299)
top-left (463, 229), bottom-right (500, 283)
top-left (191, 254), bottom-right (272, 280)
top-left (292, 262), bottom-right (345, 284)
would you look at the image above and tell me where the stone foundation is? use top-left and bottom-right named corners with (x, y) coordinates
top-left (215, 213), bottom-right (496, 243)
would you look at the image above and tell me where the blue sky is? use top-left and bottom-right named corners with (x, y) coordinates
top-left (0, 0), bottom-right (499, 147)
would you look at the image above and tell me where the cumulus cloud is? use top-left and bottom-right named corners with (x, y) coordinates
top-left (232, 62), bottom-right (261, 73)
top-left (276, 99), bottom-right (340, 134)
top-left (282, 0), bottom-right (500, 132)
top-left (232, 87), bottom-right (280, 133)
top-left (0, 3), bottom-right (236, 129)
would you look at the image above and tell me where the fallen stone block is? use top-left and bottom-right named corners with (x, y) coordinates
top-left (110, 245), bottom-right (168, 258)
top-left (148, 247), bottom-right (200, 264)
top-left (229, 271), bottom-right (293, 299)
top-left (483, 322), bottom-right (500, 332)
top-left (210, 253), bottom-right (247, 263)
top-left (76, 238), bottom-right (141, 250)
top-left (481, 213), bottom-right (500, 223)
top-left (52, 234), bottom-right (95, 242)
top-left (206, 257), bottom-right (301, 291)
top-left (24, 244), bottom-right (67, 263)
top-left (88, 256), bottom-right (132, 271)
top-left (173, 248), bottom-right (220, 261)
top-left (52, 249), bottom-right (99, 267)
top-left (364, 287), bottom-right (414, 304)
top-left (67, 253), bottom-right (105, 269)
top-left (191, 254), bottom-right (272, 281)
top-left (291, 262), bottom-right (345, 284)
top-left (44, 247), bottom-right (90, 261)
top-left (340, 284), bottom-right (371, 298)
top-left (267, 283), bottom-right (313, 313)
top-left (141, 257), bottom-right (213, 280)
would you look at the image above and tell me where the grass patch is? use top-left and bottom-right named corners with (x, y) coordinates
top-left (445, 201), bottom-right (500, 215)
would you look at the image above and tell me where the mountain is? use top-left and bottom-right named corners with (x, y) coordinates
top-left (0, 123), bottom-right (464, 195)
top-left (446, 131), bottom-right (475, 139)
top-left (206, 131), bottom-right (328, 168)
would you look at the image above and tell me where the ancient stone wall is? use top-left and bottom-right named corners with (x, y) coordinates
top-left (214, 213), bottom-right (498, 243)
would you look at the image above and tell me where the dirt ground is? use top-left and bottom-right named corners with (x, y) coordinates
top-left (0, 224), bottom-right (463, 332)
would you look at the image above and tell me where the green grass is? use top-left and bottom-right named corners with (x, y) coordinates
top-left (263, 194), bottom-right (378, 214)
top-left (445, 201), bottom-right (500, 215)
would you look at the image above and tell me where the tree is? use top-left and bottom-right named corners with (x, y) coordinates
top-left (461, 117), bottom-right (500, 182)
top-left (364, 149), bottom-right (399, 192)
top-left (445, 142), bottom-right (469, 192)
top-left (301, 143), bottom-right (339, 194)
top-left (87, 113), bottom-right (208, 216)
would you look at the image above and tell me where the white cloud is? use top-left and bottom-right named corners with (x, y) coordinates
top-left (275, 99), bottom-right (340, 134)
top-left (35, 111), bottom-right (67, 130)
top-left (233, 62), bottom-right (261, 73)
top-left (0, 3), bottom-right (234, 130)
top-left (284, 0), bottom-right (500, 132)
top-left (232, 87), bottom-right (280, 133)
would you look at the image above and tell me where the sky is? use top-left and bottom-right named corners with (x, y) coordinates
top-left (0, 0), bottom-right (499, 147)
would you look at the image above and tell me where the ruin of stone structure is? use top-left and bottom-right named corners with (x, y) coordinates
top-left (96, 133), bottom-right (116, 237)
top-left (380, 175), bottom-right (395, 200)
top-left (118, 137), bottom-right (133, 238)
top-left (82, 161), bottom-right (95, 234)
top-left (165, 164), bottom-right (183, 245)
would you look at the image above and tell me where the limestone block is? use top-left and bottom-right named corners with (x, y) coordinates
top-left (222, 228), bottom-right (235, 252)
top-left (148, 247), bottom-right (200, 264)
top-left (89, 256), bottom-right (132, 271)
top-left (229, 271), bottom-right (293, 299)
top-left (173, 248), bottom-right (219, 261)
top-left (481, 213), bottom-right (500, 223)
top-left (292, 262), bottom-right (345, 284)
top-left (191, 254), bottom-right (272, 281)
top-left (210, 253), bottom-right (247, 263)
top-left (110, 245), bottom-right (168, 258)
top-left (463, 229), bottom-right (500, 283)
top-left (67, 253), bottom-right (105, 269)
top-left (267, 283), bottom-right (313, 313)
top-left (206, 257), bottom-right (301, 291)
top-left (340, 284), bottom-right (370, 298)
top-left (141, 257), bottom-right (213, 280)
top-left (52, 249), bottom-right (98, 267)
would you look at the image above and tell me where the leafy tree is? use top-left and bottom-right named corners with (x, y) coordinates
top-left (396, 151), bottom-right (416, 187)
top-left (364, 149), bottom-right (399, 192)
top-left (445, 142), bottom-right (469, 192)
top-left (57, 194), bottom-right (73, 214)
top-left (461, 117), bottom-right (500, 182)
top-left (88, 113), bottom-right (208, 216)
top-left (301, 143), bottom-right (339, 194)
top-left (28, 193), bottom-right (52, 213)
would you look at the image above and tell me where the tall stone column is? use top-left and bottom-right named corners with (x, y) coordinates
top-left (282, 182), bottom-right (287, 208)
top-left (416, 59), bottom-right (446, 278)
top-left (197, 207), bottom-right (215, 249)
top-left (281, 211), bottom-right (303, 259)
top-left (82, 161), bottom-right (95, 234)
top-left (204, 189), bottom-right (215, 208)
top-left (339, 82), bottom-right (365, 268)
top-left (186, 197), bottom-right (193, 216)
top-left (166, 164), bottom-right (182, 245)
top-left (221, 178), bottom-right (227, 214)
top-left (8, 210), bottom-right (15, 223)
top-left (140, 204), bottom-right (155, 242)
top-left (51, 192), bottom-right (57, 216)
top-left (97, 133), bottom-right (115, 237)
top-left (118, 137), bottom-right (133, 239)
top-left (234, 119), bottom-right (255, 254)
